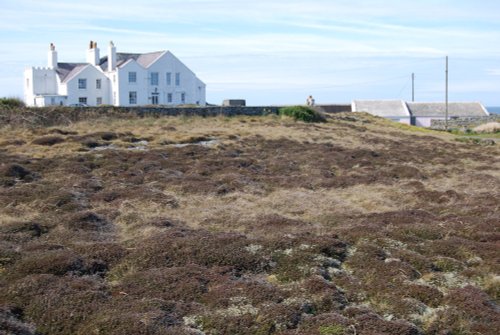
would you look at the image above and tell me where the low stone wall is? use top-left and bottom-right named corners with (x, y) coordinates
top-left (0, 106), bottom-right (281, 128)
top-left (312, 105), bottom-right (352, 114)
top-left (430, 115), bottom-right (500, 130)
top-left (125, 106), bottom-right (280, 117)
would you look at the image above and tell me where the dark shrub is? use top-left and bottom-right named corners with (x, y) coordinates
top-left (48, 128), bottom-right (78, 135)
top-left (2, 164), bottom-right (34, 180)
top-left (0, 221), bottom-right (48, 240)
top-left (9, 249), bottom-right (85, 277)
top-left (96, 131), bottom-right (118, 141)
top-left (348, 310), bottom-right (421, 335)
top-left (65, 211), bottom-right (111, 231)
top-left (0, 241), bottom-right (21, 266)
top-left (0, 97), bottom-right (25, 108)
top-left (70, 242), bottom-right (127, 268)
top-left (32, 135), bottom-right (65, 146)
top-left (279, 106), bottom-right (326, 123)
top-left (302, 276), bottom-right (348, 312)
top-left (403, 284), bottom-right (443, 308)
top-left (81, 138), bottom-right (105, 148)
top-left (202, 277), bottom-right (286, 308)
top-left (0, 305), bottom-right (37, 335)
top-left (119, 265), bottom-right (211, 302)
top-left (123, 229), bottom-right (267, 273)
top-left (0, 164), bottom-right (38, 186)
top-left (9, 275), bottom-right (108, 335)
top-left (293, 313), bottom-right (350, 335)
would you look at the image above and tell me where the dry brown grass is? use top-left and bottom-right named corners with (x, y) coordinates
top-left (473, 122), bottom-right (500, 133)
top-left (1, 111), bottom-right (499, 335)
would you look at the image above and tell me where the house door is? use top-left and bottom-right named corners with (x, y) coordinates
top-left (151, 93), bottom-right (159, 105)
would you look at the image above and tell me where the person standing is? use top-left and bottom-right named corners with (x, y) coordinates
top-left (306, 95), bottom-right (315, 106)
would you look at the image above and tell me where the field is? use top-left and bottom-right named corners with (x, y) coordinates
top-left (0, 108), bottom-right (499, 335)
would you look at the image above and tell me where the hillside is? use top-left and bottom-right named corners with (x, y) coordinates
top-left (0, 109), bottom-right (499, 335)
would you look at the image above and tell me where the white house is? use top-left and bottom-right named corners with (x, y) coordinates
top-left (24, 41), bottom-right (206, 107)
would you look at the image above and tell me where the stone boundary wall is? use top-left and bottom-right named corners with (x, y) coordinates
top-left (312, 105), bottom-right (352, 114)
top-left (0, 106), bottom-right (281, 128)
top-left (430, 115), bottom-right (500, 130)
top-left (122, 106), bottom-right (280, 117)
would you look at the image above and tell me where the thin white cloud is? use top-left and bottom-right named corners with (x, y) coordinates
top-left (487, 69), bottom-right (500, 76)
top-left (1, 0), bottom-right (500, 104)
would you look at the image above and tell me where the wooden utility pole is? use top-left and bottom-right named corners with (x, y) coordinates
top-left (445, 56), bottom-right (449, 131)
top-left (412, 73), bottom-right (415, 102)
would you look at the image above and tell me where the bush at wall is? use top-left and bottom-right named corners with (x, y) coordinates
top-left (0, 97), bottom-right (25, 108)
top-left (279, 105), bottom-right (326, 123)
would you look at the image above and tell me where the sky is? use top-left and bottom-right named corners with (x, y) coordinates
top-left (1, 0), bottom-right (499, 106)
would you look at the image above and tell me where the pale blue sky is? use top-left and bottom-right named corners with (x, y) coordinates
top-left (1, 0), bottom-right (499, 105)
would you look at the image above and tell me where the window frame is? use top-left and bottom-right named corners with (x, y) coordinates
top-left (128, 71), bottom-right (137, 83)
top-left (150, 72), bottom-right (159, 86)
top-left (78, 78), bottom-right (87, 89)
top-left (129, 91), bottom-right (137, 105)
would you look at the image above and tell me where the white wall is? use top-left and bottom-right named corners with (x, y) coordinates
top-left (115, 61), bottom-right (148, 106)
top-left (24, 44), bottom-right (206, 107)
top-left (65, 66), bottom-right (110, 106)
top-left (144, 51), bottom-right (206, 106)
top-left (24, 67), bottom-right (60, 106)
top-left (34, 95), bottom-right (67, 107)
top-left (415, 117), bottom-right (441, 127)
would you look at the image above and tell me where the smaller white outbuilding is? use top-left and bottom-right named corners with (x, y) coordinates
top-left (352, 100), bottom-right (411, 124)
top-left (24, 41), bottom-right (206, 107)
top-left (406, 102), bottom-right (489, 127)
top-left (352, 100), bottom-right (489, 127)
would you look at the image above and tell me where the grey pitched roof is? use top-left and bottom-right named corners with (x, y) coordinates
top-left (352, 100), bottom-right (410, 117)
top-left (55, 63), bottom-right (88, 82)
top-left (407, 102), bottom-right (489, 117)
top-left (99, 51), bottom-right (165, 70)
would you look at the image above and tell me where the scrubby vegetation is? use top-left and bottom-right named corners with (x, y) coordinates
top-left (473, 122), bottom-right (500, 134)
top-left (0, 108), bottom-right (498, 334)
top-left (0, 97), bottom-right (25, 109)
top-left (279, 106), bottom-right (326, 123)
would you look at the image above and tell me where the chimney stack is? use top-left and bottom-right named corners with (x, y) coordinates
top-left (48, 43), bottom-right (57, 69)
top-left (87, 40), bottom-right (100, 66)
top-left (108, 41), bottom-right (116, 72)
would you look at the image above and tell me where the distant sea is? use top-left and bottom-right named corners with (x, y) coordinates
top-left (487, 106), bottom-right (500, 114)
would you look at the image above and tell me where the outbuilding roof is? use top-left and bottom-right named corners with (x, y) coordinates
top-left (406, 102), bottom-right (489, 117)
top-left (352, 100), bottom-right (411, 117)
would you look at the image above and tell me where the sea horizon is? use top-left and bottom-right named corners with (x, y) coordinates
top-left (487, 106), bottom-right (500, 114)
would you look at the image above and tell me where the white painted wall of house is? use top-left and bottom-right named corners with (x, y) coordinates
top-left (65, 65), bottom-right (111, 106)
top-left (415, 117), bottom-right (437, 127)
top-left (115, 60), bottom-right (148, 106)
top-left (24, 67), bottom-right (60, 106)
top-left (24, 43), bottom-right (206, 107)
